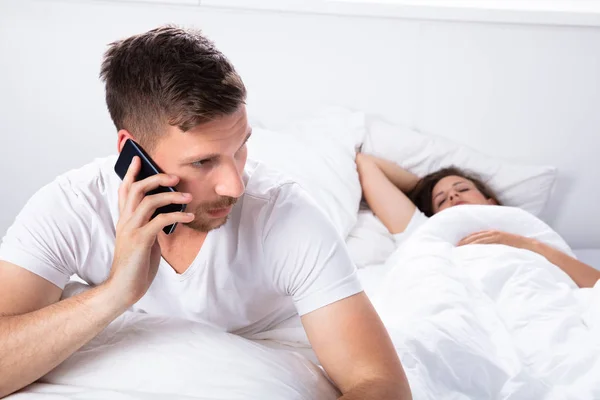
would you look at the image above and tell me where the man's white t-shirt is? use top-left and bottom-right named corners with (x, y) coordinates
top-left (0, 156), bottom-right (362, 335)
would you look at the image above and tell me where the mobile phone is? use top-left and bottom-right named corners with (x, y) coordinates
top-left (114, 139), bottom-right (186, 235)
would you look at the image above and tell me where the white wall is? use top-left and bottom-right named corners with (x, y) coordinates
top-left (0, 0), bottom-right (599, 248)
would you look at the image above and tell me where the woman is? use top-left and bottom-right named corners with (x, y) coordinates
top-left (355, 152), bottom-right (600, 288)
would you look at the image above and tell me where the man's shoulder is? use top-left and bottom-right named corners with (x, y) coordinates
top-left (30, 155), bottom-right (119, 219)
top-left (54, 155), bottom-right (119, 194)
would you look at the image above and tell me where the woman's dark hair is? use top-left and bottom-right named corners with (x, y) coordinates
top-left (409, 166), bottom-right (501, 217)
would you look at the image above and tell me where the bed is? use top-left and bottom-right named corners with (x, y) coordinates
top-left (11, 207), bottom-right (599, 399)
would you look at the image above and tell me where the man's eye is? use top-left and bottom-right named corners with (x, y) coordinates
top-left (193, 159), bottom-right (212, 167)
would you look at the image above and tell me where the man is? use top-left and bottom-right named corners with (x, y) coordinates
top-left (0, 26), bottom-right (411, 399)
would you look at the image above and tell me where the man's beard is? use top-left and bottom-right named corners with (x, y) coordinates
top-left (183, 196), bottom-right (238, 232)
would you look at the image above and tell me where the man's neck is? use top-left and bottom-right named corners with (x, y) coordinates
top-left (158, 225), bottom-right (208, 275)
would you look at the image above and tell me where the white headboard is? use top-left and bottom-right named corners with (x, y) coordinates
top-left (1, 0), bottom-right (598, 249)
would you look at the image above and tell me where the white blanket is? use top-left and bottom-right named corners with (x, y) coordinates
top-left (372, 205), bottom-right (600, 400)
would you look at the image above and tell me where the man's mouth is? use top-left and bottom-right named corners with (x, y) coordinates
top-left (207, 206), bottom-right (233, 218)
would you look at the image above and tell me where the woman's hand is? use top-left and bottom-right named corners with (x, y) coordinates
top-left (458, 230), bottom-right (600, 288)
top-left (458, 230), bottom-right (534, 250)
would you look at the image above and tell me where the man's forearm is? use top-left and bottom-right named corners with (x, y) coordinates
top-left (526, 240), bottom-right (600, 288)
top-left (0, 283), bottom-right (128, 398)
top-left (339, 379), bottom-right (412, 400)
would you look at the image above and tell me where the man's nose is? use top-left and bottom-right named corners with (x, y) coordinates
top-left (214, 161), bottom-right (245, 199)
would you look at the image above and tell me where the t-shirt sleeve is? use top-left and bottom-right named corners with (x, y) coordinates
top-left (0, 178), bottom-right (91, 289)
top-left (262, 183), bottom-right (363, 316)
top-left (392, 209), bottom-right (429, 247)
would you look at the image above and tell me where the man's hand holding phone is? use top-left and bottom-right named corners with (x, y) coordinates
top-left (106, 156), bottom-right (194, 307)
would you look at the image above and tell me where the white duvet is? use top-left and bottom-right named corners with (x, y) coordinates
top-left (372, 205), bottom-right (600, 400)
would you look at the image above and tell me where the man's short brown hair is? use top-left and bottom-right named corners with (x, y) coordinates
top-left (100, 25), bottom-right (247, 150)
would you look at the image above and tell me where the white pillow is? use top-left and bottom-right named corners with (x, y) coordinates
top-left (45, 283), bottom-right (340, 399)
top-left (248, 108), bottom-right (366, 237)
top-left (362, 117), bottom-right (557, 217)
top-left (345, 209), bottom-right (396, 268)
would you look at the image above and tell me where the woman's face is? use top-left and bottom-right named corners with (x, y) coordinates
top-left (431, 175), bottom-right (496, 214)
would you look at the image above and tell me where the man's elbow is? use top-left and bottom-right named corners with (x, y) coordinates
top-left (0, 364), bottom-right (28, 399)
top-left (0, 380), bottom-right (16, 400)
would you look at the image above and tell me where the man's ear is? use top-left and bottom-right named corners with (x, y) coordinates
top-left (117, 129), bottom-right (135, 152)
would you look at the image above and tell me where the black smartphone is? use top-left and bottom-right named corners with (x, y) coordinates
top-left (114, 139), bottom-right (186, 235)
